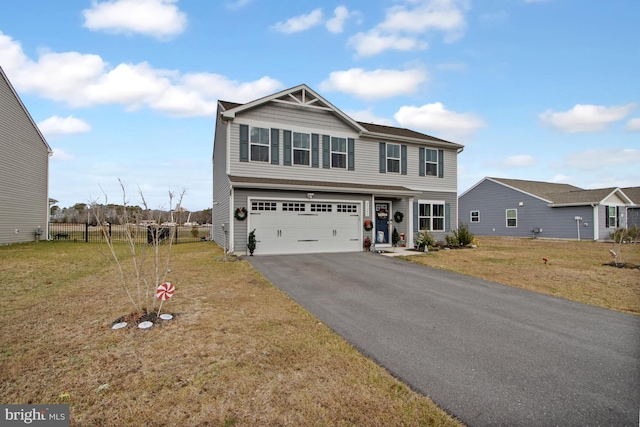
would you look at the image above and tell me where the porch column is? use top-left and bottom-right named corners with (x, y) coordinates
top-left (408, 197), bottom-right (415, 248)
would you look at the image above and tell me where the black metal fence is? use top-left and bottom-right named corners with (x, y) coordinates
top-left (49, 223), bottom-right (211, 244)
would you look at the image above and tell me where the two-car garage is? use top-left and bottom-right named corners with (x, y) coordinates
top-left (247, 199), bottom-right (362, 255)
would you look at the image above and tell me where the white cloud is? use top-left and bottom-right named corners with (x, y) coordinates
top-left (503, 155), bottom-right (537, 167)
top-left (326, 6), bottom-right (351, 34)
top-left (83, 0), bottom-right (187, 40)
top-left (320, 68), bottom-right (428, 100)
top-left (51, 148), bottom-right (75, 161)
top-left (0, 31), bottom-right (284, 117)
top-left (565, 148), bottom-right (640, 170)
top-left (539, 103), bottom-right (637, 133)
top-left (348, 30), bottom-right (426, 57)
top-left (344, 108), bottom-right (395, 126)
top-left (394, 102), bottom-right (486, 140)
top-left (271, 9), bottom-right (324, 34)
top-left (37, 116), bottom-right (91, 137)
top-left (625, 117), bottom-right (640, 132)
top-left (349, 0), bottom-right (469, 56)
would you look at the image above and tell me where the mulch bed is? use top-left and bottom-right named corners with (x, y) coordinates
top-left (111, 310), bottom-right (178, 328)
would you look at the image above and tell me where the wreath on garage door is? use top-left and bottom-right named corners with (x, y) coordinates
top-left (394, 211), bottom-right (404, 223)
top-left (234, 207), bottom-right (248, 221)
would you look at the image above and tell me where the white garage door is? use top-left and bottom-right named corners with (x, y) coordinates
top-left (248, 200), bottom-right (361, 255)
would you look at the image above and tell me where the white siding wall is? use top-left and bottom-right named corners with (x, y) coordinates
top-left (0, 72), bottom-right (50, 245)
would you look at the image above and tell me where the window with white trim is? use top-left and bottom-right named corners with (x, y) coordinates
top-left (250, 127), bottom-right (269, 162)
top-left (425, 148), bottom-right (438, 176)
top-left (252, 201), bottom-right (277, 211)
top-left (607, 206), bottom-right (617, 228)
top-left (293, 132), bottom-right (310, 166)
top-left (419, 202), bottom-right (445, 231)
top-left (331, 137), bottom-right (346, 169)
top-left (387, 143), bottom-right (400, 173)
top-left (470, 211), bottom-right (479, 223)
top-left (506, 209), bottom-right (517, 227)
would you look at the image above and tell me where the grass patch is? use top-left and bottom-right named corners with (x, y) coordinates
top-left (403, 237), bottom-right (640, 315)
top-left (0, 242), bottom-right (461, 426)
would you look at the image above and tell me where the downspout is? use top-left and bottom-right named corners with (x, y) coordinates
top-left (229, 186), bottom-right (235, 253)
top-left (591, 204), bottom-right (598, 241)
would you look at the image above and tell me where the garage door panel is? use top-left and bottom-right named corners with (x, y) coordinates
top-left (249, 200), bottom-right (361, 255)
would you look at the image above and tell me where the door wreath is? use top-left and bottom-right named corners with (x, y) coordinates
top-left (364, 219), bottom-right (373, 231)
top-left (234, 207), bottom-right (248, 221)
top-left (393, 211), bottom-right (404, 223)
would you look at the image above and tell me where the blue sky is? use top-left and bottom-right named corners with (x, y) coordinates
top-left (1, 0), bottom-right (638, 211)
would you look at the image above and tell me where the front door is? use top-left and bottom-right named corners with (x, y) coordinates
top-left (375, 202), bottom-right (391, 245)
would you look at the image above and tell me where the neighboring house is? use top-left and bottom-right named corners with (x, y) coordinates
top-left (621, 187), bottom-right (640, 228)
top-left (459, 177), bottom-right (636, 241)
top-left (0, 67), bottom-right (52, 245)
top-left (212, 84), bottom-right (464, 255)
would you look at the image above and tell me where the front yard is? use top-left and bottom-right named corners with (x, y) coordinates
top-left (0, 242), bottom-right (461, 426)
top-left (404, 236), bottom-right (640, 315)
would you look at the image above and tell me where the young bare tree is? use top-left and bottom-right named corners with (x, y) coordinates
top-left (91, 179), bottom-right (186, 317)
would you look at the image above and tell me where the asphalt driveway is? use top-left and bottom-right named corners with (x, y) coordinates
top-left (247, 252), bottom-right (640, 427)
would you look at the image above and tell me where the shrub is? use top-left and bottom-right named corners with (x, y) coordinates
top-left (392, 227), bottom-right (400, 246)
top-left (453, 222), bottom-right (475, 247)
top-left (445, 234), bottom-right (459, 247)
top-left (415, 230), bottom-right (435, 251)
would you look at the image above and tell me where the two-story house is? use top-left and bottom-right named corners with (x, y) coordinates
top-left (0, 66), bottom-right (52, 245)
top-left (212, 84), bottom-right (464, 255)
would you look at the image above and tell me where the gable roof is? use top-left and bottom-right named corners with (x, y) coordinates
top-left (463, 177), bottom-right (636, 206)
top-left (621, 187), bottom-right (640, 205)
top-left (0, 66), bottom-right (52, 153)
top-left (219, 84), bottom-right (463, 150)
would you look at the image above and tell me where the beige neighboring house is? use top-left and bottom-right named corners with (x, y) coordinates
top-left (0, 66), bottom-right (53, 244)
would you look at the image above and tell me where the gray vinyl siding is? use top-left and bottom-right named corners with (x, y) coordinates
top-left (229, 120), bottom-right (458, 192)
top-left (212, 105), bottom-right (231, 248)
top-left (459, 180), bottom-right (596, 240)
top-left (0, 71), bottom-right (50, 245)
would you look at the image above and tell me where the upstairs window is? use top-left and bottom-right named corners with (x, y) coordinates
top-left (331, 137), bottom-right (347, 169)
top-left (387, 143), bottom-right (400, 173)
top-left (293, 132), bottom-right (310, 166)
top-left (250, 127), bottom-right (269, 162)
top-left (425, 148), bottom-right (438, 176)
top-left (470, 211), bottom-right (480, 223)
top-left (506, 209), bottom-right (517, 227)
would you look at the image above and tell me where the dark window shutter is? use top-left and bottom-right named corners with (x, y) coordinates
top-left (270, 128), bottom-right (279, 165)
top-left (401, 145), bottom-right (407, 175)
top-left (445, 203), bottom-right (451, 232)
top-left (419, 147), bottom-right (425, 176)
top-left (379, 142), bottom-right (386, 173)
top-left (283, 130), bottom-right (292, 166)
top-left (413, 201), bottom-right (419, 232)
top-left (605, 206), bottom-right (609, 228)
top-left (616, 206), bottom-right (620, 227)
top-left (438, 149), bottom-right (444, 178)
top-left (322, 135), bottom-right (330, 168)
top-left (348, 138), bottom-right (355, 171)
top-left (311, 134), bottom-right (319, 168)
top-left (239, 124), bottom-right (249, 162)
